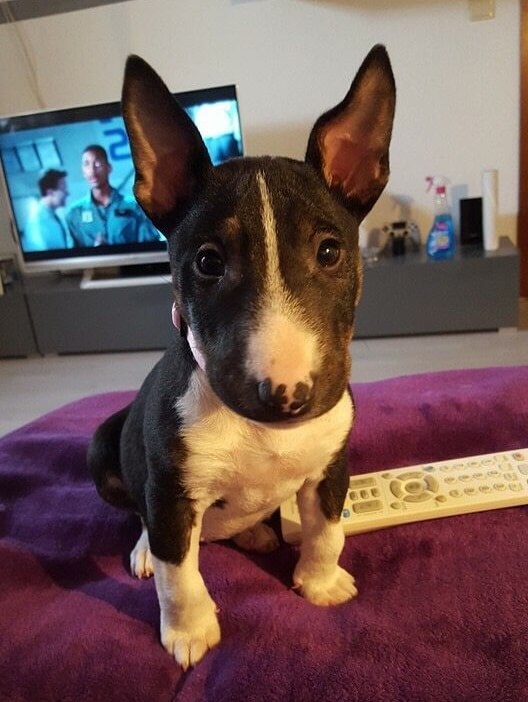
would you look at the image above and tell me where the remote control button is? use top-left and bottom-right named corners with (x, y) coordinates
top-left (450, 489), bottom-right (462, 497)
top-left (424, 466), bottom-right (435, 472)
top-left (390, 502), bottom-right (403, 510)
top-left (494, 483), bottom-right (506, 491)
top-left (390, 480), bottom-right (404, 498)
top-left (371, 487), bottom-right (380, 498)
top-left (397, 471), bottom-right (424, 481)
top-left (453, 463), bottom-right (464, 470)
top-left (350, 477), bottom-right (377, 489)
top-left (435, 495), bottom-right (447, 503)
top-left (481, 459), bottom-right (493, 466)
top-left (513, 452), bottom-right (526, 461)
top-left (503, 472), bottom-right (516, 481)
top-left (440, 465), bottom-right (451, 472)
top-left (404, 492), bottom-right (433, 503)
top-left (487, 470), bottom-right (500, 477)
top-left (473, 473), bottom-right (484, 480)
top-left (479, 485), bottom-right (492, 493)
top-left (382, 473), bottom-right (391, 480)
top-left (445, 477), bottom-right (456, 484)
top-left (360, 489), bottom-right (369, 499)
top-left (468, 461), bottom-right (479, 468)
top-left (517, 464), bottom-right (528, 475)
top-left (424, 476), bottom-right (439, 492)
top-left (353, 499), bottom-right (383, 514)
top-left (460, 475), bottom-right (471, 482)
top-left (405, 480), bottom-right (424, 494)
top-left (464, 487), bottom-right (477, 496)
top-left (509, 482), bottom-right (523, 492)
top-left (349, 491), bottom-right (358, 501)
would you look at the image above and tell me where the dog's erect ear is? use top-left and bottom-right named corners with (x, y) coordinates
top-left (305, 45), bottom-right (396, 222)
top-left (121, 55), bottom-right (212, 235)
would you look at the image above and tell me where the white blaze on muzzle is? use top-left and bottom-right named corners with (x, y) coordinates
top-left (246, 172), bottom-right (320, 415)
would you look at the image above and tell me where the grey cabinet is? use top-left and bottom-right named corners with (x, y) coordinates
top-left (355, 237), bottom-right (519, 338)
top-left (0, 279), bottom-right (38, 357)
top-left (5, 237), bottom-right (520, 356)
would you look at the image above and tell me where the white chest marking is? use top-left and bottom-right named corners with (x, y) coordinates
top-left (175, 370), bottom-right (353, 541)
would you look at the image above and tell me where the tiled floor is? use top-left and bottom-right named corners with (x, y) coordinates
top-left (0, 300), bottom-right (527, 437)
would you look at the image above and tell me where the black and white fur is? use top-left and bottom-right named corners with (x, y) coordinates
top-left (88, 46), bottom-right (395, 669)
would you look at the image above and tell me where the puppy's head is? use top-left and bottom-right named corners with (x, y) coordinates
top-left (122, 47), bottom-right (395, 423)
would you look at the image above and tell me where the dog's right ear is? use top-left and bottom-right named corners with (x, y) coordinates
top-left (305, 45), bottom-right (396, 223)
top-left (121, 55), bottom-right (212, 235)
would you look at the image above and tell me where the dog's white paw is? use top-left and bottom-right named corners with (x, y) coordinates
top-left (293, 565), bottom-right (358, 606)
top-left (232, 522), bottom-right (280, 553)
top-left (130, 529), bottom-right (153, 579)
top-left (160, 602), bottom-right (221, 670)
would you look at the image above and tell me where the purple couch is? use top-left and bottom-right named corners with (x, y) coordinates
top-left (1, 366), bottom-right (528, 702)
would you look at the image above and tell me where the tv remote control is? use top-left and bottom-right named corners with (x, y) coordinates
top-left (280, 449), bottom-right (528, 544)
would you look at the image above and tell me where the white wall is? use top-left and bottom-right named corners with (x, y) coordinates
top-left (0, 0), bottom-right (520, 253)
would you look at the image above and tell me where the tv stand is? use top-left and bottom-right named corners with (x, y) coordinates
top-left (354, 237), bottom-right (519, 337)
top-left (23, 269), bottom-right (175, 354)
top-left (80, 262), bottom-right (171, 289)
top-left (5, 236), bottom-right (519, 356)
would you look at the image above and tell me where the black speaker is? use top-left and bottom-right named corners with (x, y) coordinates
top-left (459, 197), bottom-right (483, 246)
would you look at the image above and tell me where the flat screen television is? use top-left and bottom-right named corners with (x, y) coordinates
top-left (0, 85), bottom-right (243, 278)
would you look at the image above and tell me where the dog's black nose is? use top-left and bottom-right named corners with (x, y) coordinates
top-left (257, 378), bottom-right (313, 417)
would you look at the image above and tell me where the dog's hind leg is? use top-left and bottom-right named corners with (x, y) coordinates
top-left (130, 520), bottom-right (153, 579)
top-left (232, 522), bottom-right (280, 553)
top-left (88, 404), bottom-right (137, 511)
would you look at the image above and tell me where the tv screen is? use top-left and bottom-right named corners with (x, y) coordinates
top-left (0, 85), bottom-right (243, 273)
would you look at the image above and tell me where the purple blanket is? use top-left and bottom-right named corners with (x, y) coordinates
top-left (1, 366), bottom-right (528, 702)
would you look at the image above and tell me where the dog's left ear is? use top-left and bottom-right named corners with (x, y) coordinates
top-left (121, 55), bottom-right (212, 235)
top-left (305, 45), bottom-right (396, 222)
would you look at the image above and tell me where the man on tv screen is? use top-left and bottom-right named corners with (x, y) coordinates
top-left (24, 168), bottom-right (70, 252)
top-left (66, 144), bottom-right (160, 247)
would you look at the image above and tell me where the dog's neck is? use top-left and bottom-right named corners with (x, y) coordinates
top-left (171, 303), bottom-right (207, 371)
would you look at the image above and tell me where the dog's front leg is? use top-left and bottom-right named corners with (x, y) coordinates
top-left (149, 504), bottom-right (220, 669)
top-left (293, 445), bottom-right (358, 606)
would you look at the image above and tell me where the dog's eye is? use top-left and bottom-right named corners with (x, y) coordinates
top-left (316, 238), bottom-right (342, 268)
top-left (195, 246), bottom-right (226, 279)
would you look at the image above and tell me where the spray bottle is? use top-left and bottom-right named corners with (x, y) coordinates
top-left (425, 176), bottom-right (455, 259)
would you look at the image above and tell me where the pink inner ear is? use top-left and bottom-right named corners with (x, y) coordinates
top-left (150, 151), bottom-right (192, 216)
top-left (322, 133), bottom-right (381, 199)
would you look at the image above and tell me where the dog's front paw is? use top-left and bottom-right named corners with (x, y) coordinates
top-left (293, 565), bottom-right (358, 606)
top-left (161, 601), bottom-right (221, 670)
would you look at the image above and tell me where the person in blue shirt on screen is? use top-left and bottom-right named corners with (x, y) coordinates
top-left (24, 169), bottom-right (70, 252)
top-left (66, 144), bottom-right (160, 247)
